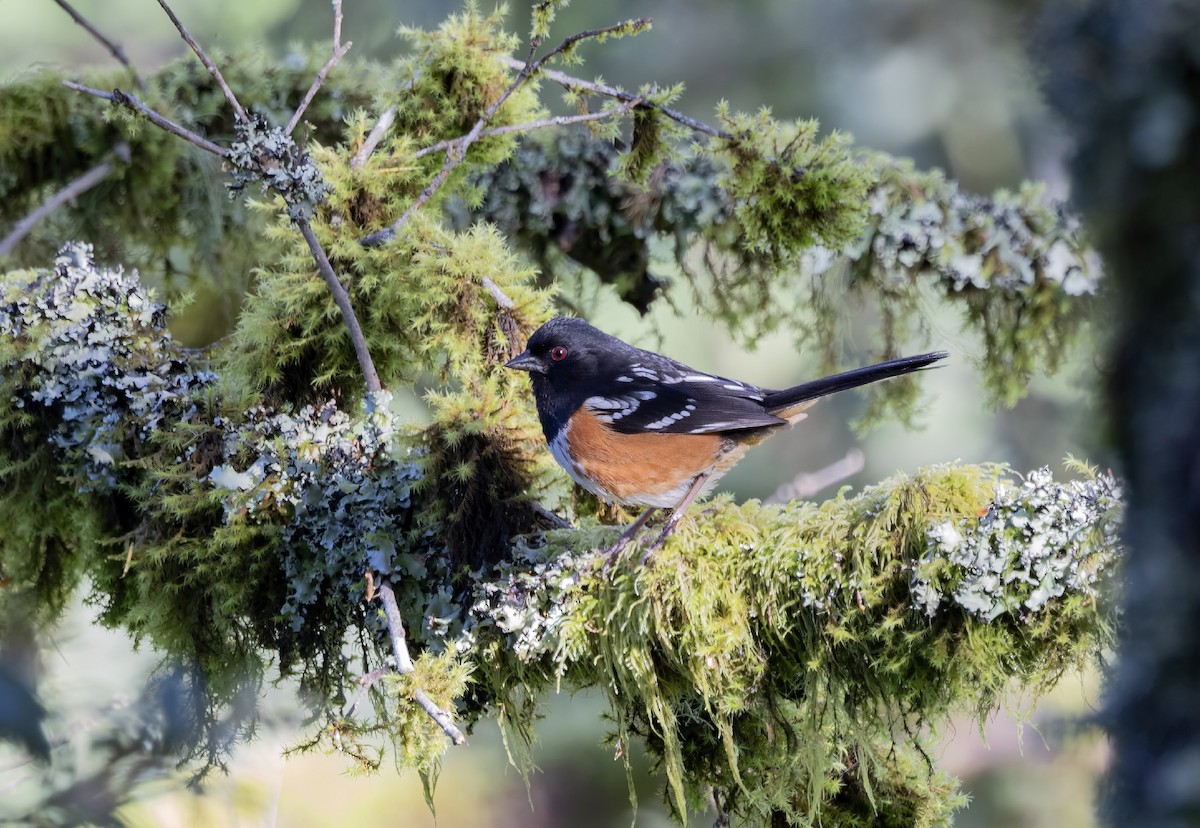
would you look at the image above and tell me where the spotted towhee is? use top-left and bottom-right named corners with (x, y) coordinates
top-left (506, 317), bottom-right (947, 563)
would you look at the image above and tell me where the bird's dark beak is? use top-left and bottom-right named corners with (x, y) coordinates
top-left (504, 350), bottom-right (547, 374)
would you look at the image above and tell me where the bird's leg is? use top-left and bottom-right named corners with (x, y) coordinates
top-left (640, 472), bottom-right (711, 564)
top-left (601, 506), bottom-right (658, 564)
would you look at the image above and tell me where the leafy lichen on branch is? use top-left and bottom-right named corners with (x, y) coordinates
top-left (0, 243), bottom-right (1118, 824)
top-left (463, 463), bottom-right (1119, 824)
top-left (0, 3), bottom-right (1119, 822)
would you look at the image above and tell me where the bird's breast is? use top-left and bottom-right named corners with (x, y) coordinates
top-left (550, 408), bottom-right (735, 508)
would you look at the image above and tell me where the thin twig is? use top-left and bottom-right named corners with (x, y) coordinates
top-left (412, 100), bottom-right (640, 160)
top-left (362, 18), bottom-right (651, 247)
top-left (378, 579), bottom-right (467, 745)
top-left (286, 41), bottom-right (352, 135)
top-left (360, 147), bottom-right (453, 247)
top-left (343, 666), bottom-right (391, 719)
top-left (351, 106), bottom-right (396, 171)
top-left (765, 448), bottom-right (865, 504)
top-left (154, 0), bottom-right (247, 122)
top-left (63, 81), bottom-right (229, 157)
top-left (285, 0), bottom-right (351, 135)
top-left (0, 143), bottom-right (129, 258)
top-left (500, 57), bottom-right (732, 140)
top-left (52, 0), bottom-right (146, 89)
top-left (295, 217), bottom-right (382, 393)
top-left (481, 275), bottom-right (515, 310)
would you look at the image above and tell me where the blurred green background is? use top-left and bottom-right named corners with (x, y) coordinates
top-left (0, 1), bottom-right (1105, 825)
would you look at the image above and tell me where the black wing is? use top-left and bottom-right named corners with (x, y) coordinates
top-left (582, 354), bottom-right (783, 435)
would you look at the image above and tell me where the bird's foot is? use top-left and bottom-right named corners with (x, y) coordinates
top-left (637, 521), bottom-right (680, 565)
top-left (599, 537), bottom-right (633, 576)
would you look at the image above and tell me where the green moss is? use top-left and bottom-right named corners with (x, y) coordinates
top-left (0, 4), bottom-right (1117, 824)
top-left (0, 50), bottom-right (382, 309)
top-left (715, 105), bottom-right (874, 267)
top-left (470, 463), bottom-right (1117, 824)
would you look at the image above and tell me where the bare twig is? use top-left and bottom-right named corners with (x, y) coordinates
top-left (63, 81), bottom-right (229, 157)
top-left (52, 0), bottom-right (146, 89)
top-left (359, 148), bottom-right (454, 247)
top-left (343, 665), bottom-right (391, 719)
top-left (351, 106), bottom-right (397, 171)
top-left (0, 143), bottom-right (129, 258)
top-left (481, 275), bottom-right (515, 310)
top-left (765, 448), bottom-right (865, 504)
top-left (500, 57), bottom-right (732, 140)
top-left (295, 217), bottom-right (382, 393)
top-left (412, 100), bottom-right (640, 160)
top-left (533, 502), bottom-right (572, 529)
top-left (378, 579), bottom-right (467, 744)
top-left (285, 41), bottom-right (352, 135)
top-left (154, 0), bottom-right (247, 122)
top-left (285, 0), bottom-right (351, 135)
top-left (362, 18), bottom-right (652, 247)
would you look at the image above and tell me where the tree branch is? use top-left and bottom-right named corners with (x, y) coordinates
top-left (51, 0), bottom-right (146, 90)
top-left (343, 666), bottom-right (390, 719)
top-left (480, 275), bottom-right (515, 310)
top-left (500, 56), bottom-right (732, 140)
top-left (361, 18), bottom-right (652, 247)
top-left (295, 217), bottom-right (382, 393)
top-left (154, 0), bottom-right (247, 122)
top-left (411, 100), bottom-right (640, 160)
top-left (62, 81), bottom-right (229, 157)
top-left (285, 0), bottom-right (351, 135)
top-left (378, 579), bottom-right (467, 745)
top-left (0, 143), bottom-right (129, 258)
top-left (351, 106), bottom-right (396, 172)
top-left (765, 448), bottom-right (865, 503)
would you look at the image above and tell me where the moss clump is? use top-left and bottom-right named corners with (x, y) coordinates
top-left (715, 105), bottom-right (874, 267)
top-left (468, 463), bottom-right (1118, 824)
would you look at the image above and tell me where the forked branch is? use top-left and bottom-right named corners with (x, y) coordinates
top-left (361, 17), bottom-right (652, 247)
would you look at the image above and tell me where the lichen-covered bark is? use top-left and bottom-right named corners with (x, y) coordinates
top-left (0, 244), bottom-right (1119, 825)
top-left (0, 4), bottom-right (1124, 824)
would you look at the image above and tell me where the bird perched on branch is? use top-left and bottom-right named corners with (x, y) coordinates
top-left (506, 317), bottom-right (946, 564)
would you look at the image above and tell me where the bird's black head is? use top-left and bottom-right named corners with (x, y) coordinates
top-left (504, 317), bottom-right (626, 376)
top-left (505, 317), bottom-right (633, 438)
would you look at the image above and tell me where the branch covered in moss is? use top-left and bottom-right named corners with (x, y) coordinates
top-left (0, 244), bottom-right (1118, 824)
top-left (0, 47), bottom-right (381, 289)
top-left (1, 5), bottom-right (1118, 824)
top-left (360, 15), bottom-right (652, 246)
top-left (455, 129), bottom-right (1099, 412)
top-left (463, 464), bottom-right (1119, 824)
top-left (2, 11), bottom-right (1097, 417)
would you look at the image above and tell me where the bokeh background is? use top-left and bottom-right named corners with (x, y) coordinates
top-left (0, 1), bottom-right (1106, 825)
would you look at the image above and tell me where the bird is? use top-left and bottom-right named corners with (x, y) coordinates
top-left (505, 317), bottom-right (947, 564)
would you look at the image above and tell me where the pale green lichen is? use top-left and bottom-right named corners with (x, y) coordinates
top-left (912, 466), bottom-right (1120, 620)
top-left (0, 3), bottom-right (1121, 823)
top-left (465, 463), bottom-right (1119, 825)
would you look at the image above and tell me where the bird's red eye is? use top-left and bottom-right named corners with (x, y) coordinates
top-left (550, 346), bottom-right (568, 361)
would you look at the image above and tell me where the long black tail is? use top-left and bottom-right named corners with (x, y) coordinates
top-left (761, 351), bottom-right (948, 411)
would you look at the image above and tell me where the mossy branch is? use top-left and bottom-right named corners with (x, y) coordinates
top-left (0, 5), bottom-right (1117, 824)
top-left (0, 245), bottom-right (1118, 824)
top-left (360, 16), bottom-right (652, 247)
top-left (456, 130), bottom-right (1100, 412)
